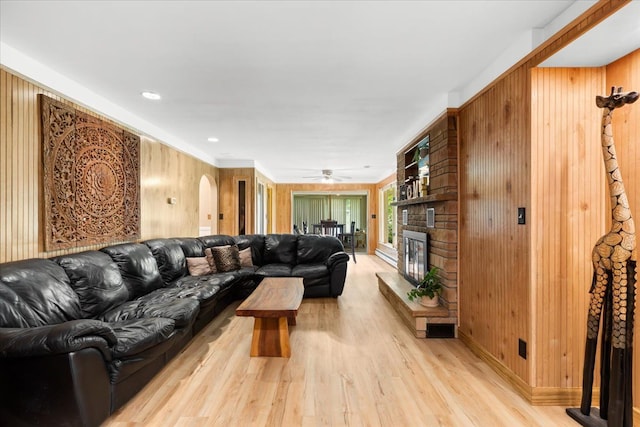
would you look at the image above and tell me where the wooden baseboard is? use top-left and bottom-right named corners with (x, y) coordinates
top-left (458, 329), bottom-right (534, 400)
top-left (458, 329), bottom-right (608, 407)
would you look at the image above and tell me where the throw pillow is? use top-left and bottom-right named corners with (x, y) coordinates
top-left (186, 257), bottom-right (212, 276)
top-left (204, 247), bottom-right (218, 273)
top-left (211, 245), bottom-right (241, 272)
top-left (239, 247), bottom-right (253, 267)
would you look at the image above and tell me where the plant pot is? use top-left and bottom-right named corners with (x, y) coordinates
top-left (419, 295), bottom-right (438, 308)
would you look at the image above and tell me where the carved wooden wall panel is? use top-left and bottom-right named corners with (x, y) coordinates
top-left (40, 95), bottom-right (140, 250)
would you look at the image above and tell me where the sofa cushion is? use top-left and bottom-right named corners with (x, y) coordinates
top-left (263, 234), bottom-right (297, 265)
top-left (198, 235), bottom-right (236, 250)
top-left (110, 318), bottom-right (175, 358)
top-left (52, 251), bottom-right (130, 319)
top-left (186, 257), bottom-right (213, 276)
top-left (210, 245), bottom-right (241, 272)
top-left (101, 243), bottom-right (164, 299)
top-left (203, 248), bottom-right (218, 273)
top-left (291, 263), bottom-right (330, 280)
top-left (233, 235), bottom-right (265, 266)
top-left (144, 239), bottom-right (187, 283)
top-left (255, 264), bottom-right (293, 277)
top-left (239, 248), bottom-right (253, 267)
top-left (173, 237), bottom-right (205, 257)
top-left (178, 269), bottom-right (253, 291)
top-left (296, 234), bottom-right (344, 264)
top-left (99, 289), bottom-right (199, 329)
top-left (0, 259), bottom-right (82, 328)
top-left (168, 276), bottom-right (222, 301)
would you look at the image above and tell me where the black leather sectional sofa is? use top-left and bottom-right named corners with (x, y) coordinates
top-left (0, 233), bottom-right (349, 427)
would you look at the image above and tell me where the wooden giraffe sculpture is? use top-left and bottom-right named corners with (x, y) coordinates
top-left (572, 87), bottom-right (638, 427)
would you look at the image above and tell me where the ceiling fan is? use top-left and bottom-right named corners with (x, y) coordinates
top-left (302, 169), bottom-right (352, 183)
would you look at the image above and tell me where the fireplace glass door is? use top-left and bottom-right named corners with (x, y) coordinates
top-left (404, 230), bottom-right (428, 285)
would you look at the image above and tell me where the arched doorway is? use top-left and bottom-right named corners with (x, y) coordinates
top-left (198, 174), bottom-right (218, 236)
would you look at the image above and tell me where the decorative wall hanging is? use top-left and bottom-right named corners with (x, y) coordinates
top-left (567, 87), bottom-right (638, 427)
top-left (40, 95), bottom-right (140, 250)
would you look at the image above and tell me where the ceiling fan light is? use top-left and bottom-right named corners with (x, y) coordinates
top-left (141, 91), bottom-right (161, 100)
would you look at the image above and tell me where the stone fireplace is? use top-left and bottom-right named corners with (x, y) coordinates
top-left (377, 109), bottom-right (458, 338)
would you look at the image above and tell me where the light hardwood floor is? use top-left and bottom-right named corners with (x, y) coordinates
top-left (104, 255), bottom-right (576, 427)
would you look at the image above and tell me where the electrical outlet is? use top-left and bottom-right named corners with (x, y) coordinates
top-left (518, 339), bottom-right (527, 359)
top-left (517, 207), bottom-right (526, 225)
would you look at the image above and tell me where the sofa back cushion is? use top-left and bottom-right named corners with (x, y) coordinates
top-left (174, 237), bottom-right (206, 257)
top-left (233, 234), bottom-right (265, 266)
top-left (297, 235), bottom-right (344, 264)
top-left (0, 259), bottom-right (82, 327)
top-left (263, 234), bottom-right (297, 265)
top-left (101, 243), bottom-right (164, 299)
top-left (53, 251), bottom-right (130, 319)
top-left (144, 238), bottom-right (187, 283)
top-left (198, 235), bottom-right (236, 251)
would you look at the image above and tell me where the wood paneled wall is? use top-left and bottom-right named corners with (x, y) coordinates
top-left (218, 168), bottom-right (254, 236)
top-left (606, 49), bottom-right (639, 413)
top-left (457, 3), bottom-right (637, 409)
top-left (275, 183), bottom-right (377, 253)
top-left (0, 67), bottom-right (219, 262)
top-left (140, 138), bottom-right (219, 240)
top-left (458, 66), bottom-right (531, 383)
top-left (529, 51), bottom-right (639, 409)
top-left (530, 67), bottom-right (606, 392)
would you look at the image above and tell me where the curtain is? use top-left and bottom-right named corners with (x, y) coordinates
top-left (293, 195), bottom-right (366, 233)
top-left (293, 197), bottom-right (327, 231)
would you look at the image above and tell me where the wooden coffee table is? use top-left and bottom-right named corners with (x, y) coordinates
top-left (235, 277), bottom-right (304, 357)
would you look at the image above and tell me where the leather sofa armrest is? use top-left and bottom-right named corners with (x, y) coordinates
top-left (326, 251), bottom-right (349, 270)
top-left (326, 252), bottom-right (349, 297)
top-left (0, 319), bottom-right (116, 360)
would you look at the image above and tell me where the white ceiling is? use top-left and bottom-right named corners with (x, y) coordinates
top-left (1, 1), bottom-right (638, 183)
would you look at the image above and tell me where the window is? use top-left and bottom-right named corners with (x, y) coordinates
top-left (379, 183), bottom-right (397, 248)
top-left (292, 193), bottom-right (366, 233)
top-left (256, 181), bottom-right (265, 234)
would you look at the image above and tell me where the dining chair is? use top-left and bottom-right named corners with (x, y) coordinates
top-left (339, 221), bottom-right (356, 263)
top-left (320, 220), bottom-right (339, 237)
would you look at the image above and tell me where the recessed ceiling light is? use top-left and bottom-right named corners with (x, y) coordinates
top-left (207, 137), bottom-right (219, 142)
top-left (141, 91), bottom-right (161, 100)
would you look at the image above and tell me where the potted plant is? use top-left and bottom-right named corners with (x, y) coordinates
top-left (406, 266), bottom-right (442, 307)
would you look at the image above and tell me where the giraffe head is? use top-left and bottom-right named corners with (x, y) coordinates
top-left (596, 86), bottom-right (639, 110)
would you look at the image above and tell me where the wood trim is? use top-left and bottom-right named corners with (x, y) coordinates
top-left (459, 329), bottom-right (602, 406)
top-left (460, 0), bottom-right (630, 109)
top-left (459, 329), bottom-right (533, 401)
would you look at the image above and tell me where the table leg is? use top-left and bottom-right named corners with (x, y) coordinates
top-left (250, 317), bottom-right (291, 357)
